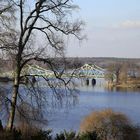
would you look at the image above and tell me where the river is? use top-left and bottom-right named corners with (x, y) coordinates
top-left (46, 78), bottom-right (140, 134)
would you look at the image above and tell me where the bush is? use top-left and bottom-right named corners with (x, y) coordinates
top-left (55, 130), bottom-right (77, 140)
top-left (122, 125), bottom-right (140, 140)
top-left (0, 128), bottom-right (22, 140)
top-left (31, 129), bottom-right (52, 140)
top-left (79, 131), bottom-right (98, 140)
top-left (0, 128), bottom-right (52, 140)
top-left (55, 130), bottom-right (98, 140)
top-left (80, 109), bottom-right (140, 140)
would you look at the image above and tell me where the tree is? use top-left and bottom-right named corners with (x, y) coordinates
top-left (80, 109), bottom-right (139, 140)
top-left (105, 64), bottom-right (116, 87)
top-left (106, 63), bottom-right (122, 85)
top-left (119, 62), bottom-right (128, 84)
top-left (0, 0), bottom-right (83, 131)
top-left (0, 0), bottom-right (15, 53)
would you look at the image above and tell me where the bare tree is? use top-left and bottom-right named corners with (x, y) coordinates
top-left (119, 62), bottom-right (128, 84)
top-left (106, 63), bottom-right (122, 85)
top-left (0, 0), bottom-right (83, 131)
top-left (105, 65), bottom-right (116, 84)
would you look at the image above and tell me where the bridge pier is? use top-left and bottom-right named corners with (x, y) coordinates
top-left (85, 78), bottom-right (96, 86)
top-left (86, 78), bottom-right (89, 86)
top-left (92, 78), bottom-right (96, 86)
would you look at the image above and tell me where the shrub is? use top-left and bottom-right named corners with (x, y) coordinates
top-left (80, 109), bottom-right (140, 140)
top-left (55, 130), bottom-right (77, 140)
top-left (55, 130), bottom-right (98, 140)
top-left (0, 128), bottom-right (52, 140)
top-left (0, 128), bottom-right (22, 140)
top-left (79, 131), bottom-right (98, 140)
top-left (31, 129), bottom-right (52, 140)
top-left (122, 125), bottom-right (140, 140)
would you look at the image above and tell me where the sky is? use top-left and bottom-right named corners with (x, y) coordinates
top-left (66, 0), bottom-right (140, 58)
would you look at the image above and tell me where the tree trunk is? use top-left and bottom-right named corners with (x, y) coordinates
top-left (6, 66), bottom-right (20, 131)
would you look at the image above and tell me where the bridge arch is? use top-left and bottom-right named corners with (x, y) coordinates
top-left (75, 64), bottom-right (105, 79)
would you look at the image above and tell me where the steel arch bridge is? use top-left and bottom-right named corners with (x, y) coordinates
top-left (0, 64), bottom-right (105, 79)
top-left (22, 64), bottom-right (105, 79)
top-left (0, 65), bottom-right (54, 79)
top-left (74, 64), bottom-right (105, 78)
top-left (22, 65), bottom-right (54, 77)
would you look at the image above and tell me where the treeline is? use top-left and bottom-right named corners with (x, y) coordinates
top-left (1, 57), bottom-right (140, 72)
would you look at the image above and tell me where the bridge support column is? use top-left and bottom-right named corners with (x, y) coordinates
top-left (86, 78), bottom-right (89, 86)
top-left (92, 78), bottom-right (96, 86)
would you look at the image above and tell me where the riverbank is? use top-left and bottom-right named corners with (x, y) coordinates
top-left (107, 77), bottom-right (140, 90)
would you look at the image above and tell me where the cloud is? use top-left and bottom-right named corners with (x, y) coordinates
top-left (120, 20), bottom-right (140, 28)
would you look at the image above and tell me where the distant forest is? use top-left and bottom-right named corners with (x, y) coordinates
top-left (1, 57), bottom-right (140, 72)
top-left (64, 57), bottom-right (140, 69)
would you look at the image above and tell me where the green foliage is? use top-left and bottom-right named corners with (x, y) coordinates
top-left (55, 130), bottom-right (77, 140)
top-left (31, 129), bottom-right (52, 140)
top-left (55, 130), bottom-right (99, 140)
top-left (79, 131), bottom-right (98, 140)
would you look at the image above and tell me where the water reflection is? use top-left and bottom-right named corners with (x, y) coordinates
top-left (106, 85), bottom-right (140, 93)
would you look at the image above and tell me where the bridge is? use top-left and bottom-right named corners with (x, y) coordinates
top-left (0, 64), bottom-right (105, 80)
top-left (73, 64), bottom-right (105, 78)
top-left (22, 65), bottom-right (54, 77)
top-left (0, 65), bottom-right (55, 80)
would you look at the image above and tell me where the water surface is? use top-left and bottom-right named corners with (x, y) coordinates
top-left (46, 79), bottom-right (140, 134)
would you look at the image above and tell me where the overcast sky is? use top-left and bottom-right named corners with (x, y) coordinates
top-left (66, 0), bottom-right (140, 58)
